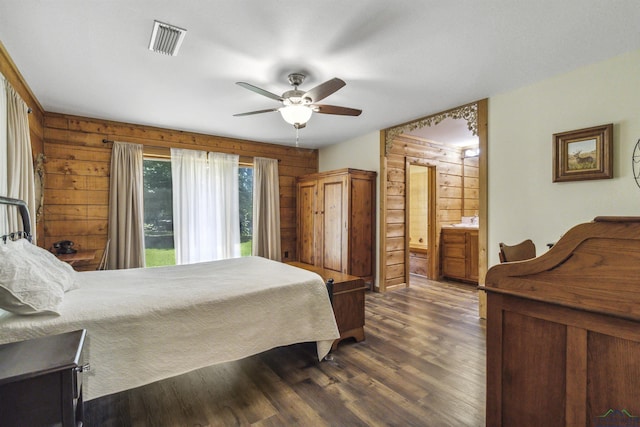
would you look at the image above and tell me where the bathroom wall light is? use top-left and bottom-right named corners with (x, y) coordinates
top-left (464, 147), bottom-right (480, 158)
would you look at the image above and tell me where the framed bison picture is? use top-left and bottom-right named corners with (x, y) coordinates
top-left (553, 123), bottom-right (613, 182)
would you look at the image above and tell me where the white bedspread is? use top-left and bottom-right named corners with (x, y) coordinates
top-left (0, 257), bottom-right (339, 400)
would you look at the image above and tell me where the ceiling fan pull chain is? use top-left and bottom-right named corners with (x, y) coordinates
top-left (295, 127), bottom-right (299, 147)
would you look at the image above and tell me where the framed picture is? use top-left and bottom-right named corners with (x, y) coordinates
top-left (553, 123), bottom-right (613, 182)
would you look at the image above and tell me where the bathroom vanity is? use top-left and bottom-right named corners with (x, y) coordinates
top-left (441, 226), bottom-right (479, 284)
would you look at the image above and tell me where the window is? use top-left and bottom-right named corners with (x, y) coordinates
top-left (143, 159), bottom-right (175, 267)
top-left (143, 158), bottom-right (253, 267)
top-left (238, 166), bottom-right (253, 256)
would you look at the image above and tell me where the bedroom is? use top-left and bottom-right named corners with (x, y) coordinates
top-left (2, 1), bottom-right (640, 426)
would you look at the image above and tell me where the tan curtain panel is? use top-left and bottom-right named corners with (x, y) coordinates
top-left (0, 74), bottom-right (7, 234)
top-left (252, 157), bottom-right (281, 261)
top-left (107, 141), bottom-right (145, 269)
top-left (5, 81), bottom-right (35, 242)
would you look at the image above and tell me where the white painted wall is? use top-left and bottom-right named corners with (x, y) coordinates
top-left (319, 131), bottom-right (380, 173)
top-left (319, 131), bottom-right (381, 288)
top-left (319, 49), bottom-right (640, 285)
top-left (488, 49), bottom-right (640, 267)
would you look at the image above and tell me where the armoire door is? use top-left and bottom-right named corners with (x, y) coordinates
top-left (320, 176), bottom-right (348, 273)
top-left (297, 180), bottom-right (317, 265)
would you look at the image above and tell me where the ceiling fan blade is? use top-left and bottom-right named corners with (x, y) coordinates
top-left (233, 108), bottom-right (279, 117)
top-left (314, 104), bottom-right (362, 116)
top-left (236, 82), bottom-right (284, 102)
top-left (303, 78), bottom-right (346, 103)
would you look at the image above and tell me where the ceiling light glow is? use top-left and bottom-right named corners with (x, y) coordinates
top-left (280, 105), bottom-right (313, 126)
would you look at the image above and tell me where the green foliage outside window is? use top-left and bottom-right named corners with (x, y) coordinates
top-left (238, 167), bottom-right (253, 242)
top-left (143, 159), bottom-right (253, 267)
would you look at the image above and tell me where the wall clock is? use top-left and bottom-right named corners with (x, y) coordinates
top-left (634, 139), bottom-right (640, 189)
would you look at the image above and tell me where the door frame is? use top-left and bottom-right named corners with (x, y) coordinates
top-left (405, 160), bottom-right (438, 281)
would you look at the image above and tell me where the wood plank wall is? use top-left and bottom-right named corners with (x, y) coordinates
top-left (42, 112), bottom-right (318, 270)
top-left (383, 134), bottom-right (478, 288)
top-left (0, 41), bottom-right (46, 240)
top-left (463, 155), bottom-right (480, 216)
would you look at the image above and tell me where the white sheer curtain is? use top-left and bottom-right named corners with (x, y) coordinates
top-left (209, 152), bottom-right (240, 260)
top-left (107, 142), bottom-right (145, 269)
top-left (171, 149), bottom-right (240, 264)
top-left (5, 80), bottom-right (35, 242)
top-left (171, 148), bottom-right (212, 263)
top-left (252, 157), bottom-right (281, 261)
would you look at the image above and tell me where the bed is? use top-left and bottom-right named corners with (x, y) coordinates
top-left (0, 197), bottom-right (339, 401)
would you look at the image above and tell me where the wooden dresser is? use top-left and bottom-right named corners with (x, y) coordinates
top-left (288, 261), bottom-right (366, 350)
top-left (296, 168), bottom-right (376, 287)
top-left (482, 217), bottom-right (640, 426)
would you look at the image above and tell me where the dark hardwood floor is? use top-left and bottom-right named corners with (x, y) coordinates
top-left (85, 276), bottom-right (486, 426)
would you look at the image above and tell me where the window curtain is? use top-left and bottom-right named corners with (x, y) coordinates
top-left (4, 80), bottom-right (36, 243)
top-left (171, 149), bottom-right (240, 264)
top-left (107, 142), bottom-right (145, 269)
top-left (252, 157), bottom-right (281, 261)
top-left (0, 74), bottom-right (7, 234)
top-left (208, 152), bottom-right (240, 260)
top-left (171, 148), bottom-right (212, 264)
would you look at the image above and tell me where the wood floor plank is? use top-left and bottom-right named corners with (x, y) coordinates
top-left (84, 276), bottom-right (486, 426)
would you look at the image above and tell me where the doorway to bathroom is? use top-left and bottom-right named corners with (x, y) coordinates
top-left (379, 99), bottom-right (487, 293)
top-left (407, 162), bottom-right (437, 279)
top-left (402, 121), bottom-right (480, 287)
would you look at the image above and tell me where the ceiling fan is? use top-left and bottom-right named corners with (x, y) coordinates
top-left (233, 73), bottom-right (362, 129)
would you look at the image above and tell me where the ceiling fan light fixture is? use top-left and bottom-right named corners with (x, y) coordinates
top-left (280, 105), bottom-right (312, 126)
top-left (234, 73), bottom-right (360, 129)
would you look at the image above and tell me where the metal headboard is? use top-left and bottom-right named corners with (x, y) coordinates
top-left (0, 196), bottom-right (33, 243)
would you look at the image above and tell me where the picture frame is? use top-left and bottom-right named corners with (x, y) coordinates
top-left (553, 123), bottom-right (613, 182)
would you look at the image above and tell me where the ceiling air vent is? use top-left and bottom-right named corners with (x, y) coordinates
top-left (148, 20), bottom-right (187, 56)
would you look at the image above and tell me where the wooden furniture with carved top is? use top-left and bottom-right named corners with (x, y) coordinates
top-left (288, 261), bottom-right (366, 350)
top-left (498, 238), bottom-right (536, 263)
top-left (482, 217), bottom-right (640, 427)
top-left (296, 168), bottom-right (376, 288)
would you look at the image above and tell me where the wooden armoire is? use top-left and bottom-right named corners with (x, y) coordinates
top-left (296, 168), bottom-right (377, 287)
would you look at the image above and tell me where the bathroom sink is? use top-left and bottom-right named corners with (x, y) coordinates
top-left (448, 216), bottom-right (479, 228)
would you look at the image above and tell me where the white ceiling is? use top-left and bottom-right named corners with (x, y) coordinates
top-left (1, 1), bottom-right (639, 149)
top-left (405, 116), bottom-right (479, 148)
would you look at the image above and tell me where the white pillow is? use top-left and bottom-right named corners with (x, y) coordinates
top-left (0, 239), bottom-right (78, 315)
top-left (19, 239), bottom-right (78, 292)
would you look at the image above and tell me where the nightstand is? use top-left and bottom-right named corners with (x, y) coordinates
top-left (55, 249), bottom-right (96, 266)
top-left (0, 330), bottom-right (88, 427)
